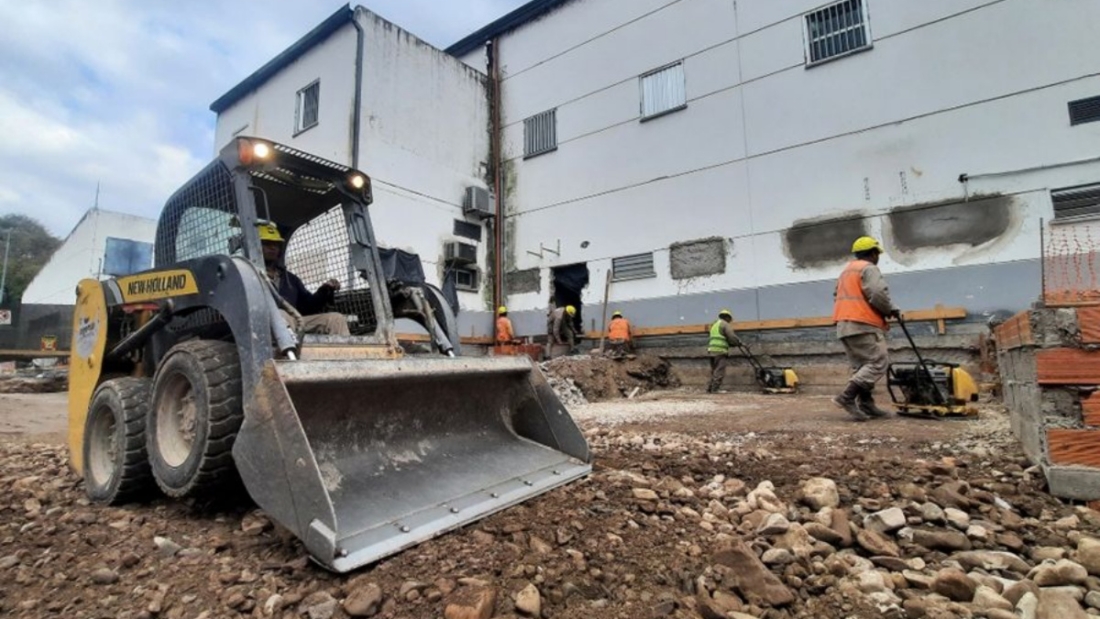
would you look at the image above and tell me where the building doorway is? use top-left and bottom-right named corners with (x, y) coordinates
top-left (551, 263), bottom-right (589, 334)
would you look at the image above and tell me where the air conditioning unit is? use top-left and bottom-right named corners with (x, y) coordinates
top-left (444, 241), bottom-right (478, 265)
top-left (464, 186), bottom-right (494, 219)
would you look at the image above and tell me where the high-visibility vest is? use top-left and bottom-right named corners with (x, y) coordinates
top-left (833, 260), bottom-right (888, 330)
top-left (708, 320), bottom-right (730, 354)
top-left (608, 318), bottom-right (631, 341)
top-left (496, 316), bottom-right (514, 343)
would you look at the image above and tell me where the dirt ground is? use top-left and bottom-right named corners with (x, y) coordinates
top-left (2, 389), bottom-right (1098, 619)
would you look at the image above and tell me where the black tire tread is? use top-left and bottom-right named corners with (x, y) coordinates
top-left (85, 377), bottom-right (155, 505)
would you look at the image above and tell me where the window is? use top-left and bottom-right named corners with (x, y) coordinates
top-left (1052, 183), bottom-right (1100, 221)
top-left (1069, 95), bottom-right (1100, 126)
top-left (103, 238), bottom-right (154, 277)
top-left (524, 109), bottom-right (557, 158)
top-left (454, 267), bottom-right (480, 292)
top-left (612, 252), bottom-right (656, 281)
top-left (640, 63), bottom-right (686, 120)
top-left (295, 80), bottom-right (320, 134)
top-left (804, 0), bottom-right (871, 65)
top-left (453, 220), bottom-right (482, 242)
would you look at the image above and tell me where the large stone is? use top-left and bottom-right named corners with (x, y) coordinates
top-left (972, 585), bottom-right (1014, 612)
top-left (1085, 590), bottom-right (1100, 609)
top-left (1037, 588), bottom-right (1088, 619)
top-left (903, 570), bottom-right (934, 590)
top-left (444, 587), bottom-right (497, 619)
top-left (800, 478), bottom-right (839, 510)
top-left (830, 509), bottom-right (854, 548)
top-left (633, 488), bottom-right (659, 501)
top-left (920, 503), bottom-right (946, 524)
top-left (986, 610), bottom-right (1018, 619)
top-left (931, 483), bottom-right (972, 510)
top-left (1003, 579), bottom-right (1041, 606)
top-left (1078, 537), bottom-right (1100, 577)
top-left (912, 528), bottom-right (972, 552)
top-left (697, 591), bottom-right (743, 619)
top-left (775, 524), bottom-right (815, 560)
top-left (1030, 559), bottom-right (1089, 587)
top-left (953, 550), bottom-right (1031, 574)
top-left (301, 592), bottom-right (337, 619)
top-left (856, 570), bottom-right (887, 593)
top-left (713, 541), bottom-right (795, 607)
top-left (747, 482), bottom-right (784, 513)
top-left (944, 508), bottom-right (971, 530)
top-left (757, 513), bottom-right (790, 536)
top-left (514, 584), bottom-right (540, 617)
top-left (931, 568), bottom-right (978, 602)
top-left (856, 529), bottom-right (900, 558)
top-left (343, 583), bottom-right (383, 617)
top-left (1016, 592), bottom-right (1039, 619)
top-left (805, 522), bottom-right (844, 546)
top-left (866, 507), bottom-right (906, 534)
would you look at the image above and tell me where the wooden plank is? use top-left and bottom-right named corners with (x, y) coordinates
top-left (396, 334), bottom-right (495, 346)
top-left (0, 349), bottom-right (69, 359)
top-left (1047, 429), bottom-right (1100, 468)
top-left (583, 306), bottom-right (967, 340)
top-left (1036, 348), bottom-right (1100, 385)
top-left (1078, 307), bottom-right (1100, 344)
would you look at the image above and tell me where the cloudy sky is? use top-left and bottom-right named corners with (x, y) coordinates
top-left (0, 0), bottom-right (524, 237)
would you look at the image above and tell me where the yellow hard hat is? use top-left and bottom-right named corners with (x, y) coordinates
top-left (851, 236), bottom-right (883, 254)
top-left (257, 222), bottom-right (284, 243)
top-left (497, 306), bottom-right (508, 315)
top-left (719, 309), bottom-right (733, 318)
top-left (565, 305), bottom-right (576, 316)
top-left (612, 311), bottom-right (623, 318)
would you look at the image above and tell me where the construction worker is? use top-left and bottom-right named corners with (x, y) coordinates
top-left (496, 306), bottom-right (516, 344)
top-left (707, 310), bottom-right (741, 393)
top-left (547, 305), bottom-right (577, 359)
top-left (607, 310), bottom-right (633, 357)
top-left (832, 236), bottom-right (900, 421)
top-left (259, 222), bottom-right (350, 336)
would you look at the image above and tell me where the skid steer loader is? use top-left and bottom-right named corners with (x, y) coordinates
top-left (68, 138), bottom-right (591, 572)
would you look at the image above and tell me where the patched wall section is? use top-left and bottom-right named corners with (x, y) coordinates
top-left (505, 268), bottom-right (541, 295)
top-left (784, 215), bottom-right (868, 268)
top-left (889, 195), bottom-right (1014, 252)
top-left (670, 237), bottom-right (727, 280)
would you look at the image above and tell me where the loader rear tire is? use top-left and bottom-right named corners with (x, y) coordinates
top-left (84, 377), bottom-right (156, 504)
top-left (147, 339), bottom-right (243, 498)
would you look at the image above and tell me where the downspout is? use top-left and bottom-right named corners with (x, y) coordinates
top-left (489, 38), bottom-right (504, 313)
top-left (351, 9), bottom-right (364, 168)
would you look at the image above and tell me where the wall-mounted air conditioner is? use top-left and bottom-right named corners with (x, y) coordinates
top-left (444, 241), bottom-right (478, 265)
top-left (463, 186), bottom-right (494, 219)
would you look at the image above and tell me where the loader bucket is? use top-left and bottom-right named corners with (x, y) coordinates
top-left (232, 355), bottom-right (591, 573)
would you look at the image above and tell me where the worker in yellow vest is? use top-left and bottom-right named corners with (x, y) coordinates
top-left (496, 306), bottom-right (516, 344)
top-left (607, 311), bottom-right (633, 357)
top-left (706, 309), bottom-right (741, 393)
top-left (832, 236), bottom-right (900, 421)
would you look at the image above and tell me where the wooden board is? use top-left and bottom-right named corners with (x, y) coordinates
top-left (0, 349), bottom-right (69, 360)
top-left (1047, 429), bottom-right (1100, 468)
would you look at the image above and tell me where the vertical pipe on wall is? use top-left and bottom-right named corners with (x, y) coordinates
top-left (351, 8), bottom-right (364, 169)
top-left (489, 38), bottom-right (505, 312)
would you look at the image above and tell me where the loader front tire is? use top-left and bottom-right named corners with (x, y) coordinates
top-left (148, 340), bottom-right (243, 498)
top-left (84, 378), bottom-right (156, 504)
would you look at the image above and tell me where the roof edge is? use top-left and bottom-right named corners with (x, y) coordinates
top-left (445, 0), bottom-right (570, 57)
top-left (210, 4), bottom-right (354, 114)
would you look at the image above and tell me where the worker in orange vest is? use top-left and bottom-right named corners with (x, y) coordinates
top-left (607, 311), bottom-right (633, 357)
top-left (496, 306), bottom-right (516, 344)
top-left (832, 236), bottom-right (901, 422)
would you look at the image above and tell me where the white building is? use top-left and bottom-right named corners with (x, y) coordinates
top-left (213, 0), bottom-right (1100, 340)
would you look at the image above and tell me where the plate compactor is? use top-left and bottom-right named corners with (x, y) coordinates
top-left (886, 317), bottom-right (979, 417)
top-left (67, 138), bottom-right (591, 572)
top-left (736, 343), bottom-right (799, 394)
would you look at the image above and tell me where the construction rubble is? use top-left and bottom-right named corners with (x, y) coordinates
top-left (541, 354), bottom-right (681, 402)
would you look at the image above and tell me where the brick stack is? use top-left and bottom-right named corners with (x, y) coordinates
top-left (995, 307), bottom-right (1100, 500)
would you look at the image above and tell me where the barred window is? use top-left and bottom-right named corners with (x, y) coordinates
top-left (295, 80), bottom-right (320, 134)
top-left (524, 109), bottom-right (557, 158)
top-left (612, 253), bottom-right (656, 282)
top-left (640, 63), bottom-right (686, 120)
top-left (1052, 183), bottom-right (1100, 221)
top-left (804, 0), bottom-right (871, 65)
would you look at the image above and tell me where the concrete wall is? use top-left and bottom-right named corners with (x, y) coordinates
top-left (461, 0), bottom-right (1100, 338)
top-left (22, 209), bottom-right (156, 305)
top-left (213, 9), bottom-right (492, 326)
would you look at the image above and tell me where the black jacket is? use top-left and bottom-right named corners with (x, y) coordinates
top-left (272, 268), bottom-right (335, 316)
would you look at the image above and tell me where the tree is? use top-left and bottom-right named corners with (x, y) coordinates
top-left (0, 214), bottom-right (62, 307)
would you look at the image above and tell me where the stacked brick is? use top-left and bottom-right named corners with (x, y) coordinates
top-left (995, 308), bottom-right (1100, 500)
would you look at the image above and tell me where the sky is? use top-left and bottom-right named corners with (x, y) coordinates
top-left (0, 0), bottom-right (526, 238)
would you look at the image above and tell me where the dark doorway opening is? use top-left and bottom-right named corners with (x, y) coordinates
top-left (551, 263), bottom-right (589, 333)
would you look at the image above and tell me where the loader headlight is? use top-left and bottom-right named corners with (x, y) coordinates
top-left (237, 139), bottom-right (274, 166)
top-left (348, 174), bottom-right (366, 190)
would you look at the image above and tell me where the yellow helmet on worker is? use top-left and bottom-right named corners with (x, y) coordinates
top-left (565, 305), bottom-right (576, 316)
top-left (497, 306), bottom-right (508, 315)
top-left (257, 222), bottom-right (284, 243)
top-left (718, 309), bottom-right (733, 319)
top-left (612, 311), bottom-right (623, 318)
top-left (851, 236), bottom-right (883, 254)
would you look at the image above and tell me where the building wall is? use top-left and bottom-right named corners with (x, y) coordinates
top-left (213, 10), bottom-right (493, 327)
top-left (22, 209), bottom-right (157, 305)
top-left (469, 0), bottom-right (1100, 336)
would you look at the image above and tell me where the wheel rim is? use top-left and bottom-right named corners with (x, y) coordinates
top-left (87, 404), bottom-right (118, 487)
top-left (157, 372), bottom-right (198, 468)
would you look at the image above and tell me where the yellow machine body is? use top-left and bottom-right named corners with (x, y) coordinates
top-left (68, 279), bottom-right (110, 475)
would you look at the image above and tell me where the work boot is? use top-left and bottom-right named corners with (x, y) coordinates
top-left (857, 387), bottom-right (892, 419)
top-left (833, 382), bottom-right (869, 422)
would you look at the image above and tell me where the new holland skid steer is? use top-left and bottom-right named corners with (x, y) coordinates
top-left (68, 138), bottom-right (591, 572)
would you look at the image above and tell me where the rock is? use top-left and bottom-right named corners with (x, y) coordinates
top-left (0, 555), bottom-right (19, 569)
top-left (263, 594), bottom-right (285, 616)
top-left (897, 482), bottom-right (927, 501)
top-left (1085, 590), bottom-right (1100, 609)
top-left (903, 570), bottom-right (934, 590)
top-left (912, 528), bottom-right (972, 552)
top-left (972, 585), bottom-right (1014, 612)
top-left (1030, 559), bottom-right (1089, 587)
top-left (966, 524), bottom-right (991, 542)
top-left (471, 530), bottom-right (494, 545)
top-left (856, 570), bottom-right (887, 593)
top-left (444, 587), bottom-right (497, 619)
top-left (931, 483), bottom-right (972, 510)
top-left (301, 591), bottom-right (337, 619)
top-left (153, 536), bottom-right (181, 558)
top-left (633, 488), bottom-right (659, 501)
top-left (932, 568), bottom-right (978, 602)
top-left (1079, 538), bottom-right (1100, 577)
top-left (920, 503), bottom-right (946, 524)
top-left (713, 541), bottom-right (795, 607)
top-left (529, 536), bottom-right (553, 554)
top-left (1004, 579), bottom-right (1041, 606)
top-left (866, 507), bottom-right (906, 534)
top-left (90, 567), bottom-right (119, 585)
top-left (1042, 585), bottom-right (1085, 601)
top-left (953, 550), bottom-right (1031, 574)
top-left (514, 584), bottom-right (540, 617)
top-left (241, 511), bottom-right (271, 535)
top-left (800, 478), bottom-right (839, 510)
top-left (1037, 588), bottom-right (1088, 619)
top-left (761, 548), bottom-right (794, 565)
top-left (986, 610), bottom-right (1018, 619)
top-left (944, 507), bottom-right (971, 530)
top-left (805, 522), bottom-right (844, 546)
top-left (756, 513), bottom-right (790, 536)
top-left (870, 556), bottom-right (909, 572)
top-left (697, 591), bottom-right (743, 619)
top-left (1017, 591), bottom-right (1039, 619)
top-left (747, 482), bottom-right (784, 513)
top-left (343, 583), bottom-right (383, 617)
top-left (774, 524), bottom-right (815, 559)
top-left (1055, 515), bottom-right (1080, 530)
top-left (857, 528), bottom-right (900, 558)
top-left (830, 509), bottom-right (854, 548)
top-left (1032, 547), bottom-right (1068, 562)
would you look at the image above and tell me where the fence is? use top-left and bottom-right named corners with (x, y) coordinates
top-left (1043, 218), bottom-right (1100, 307)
